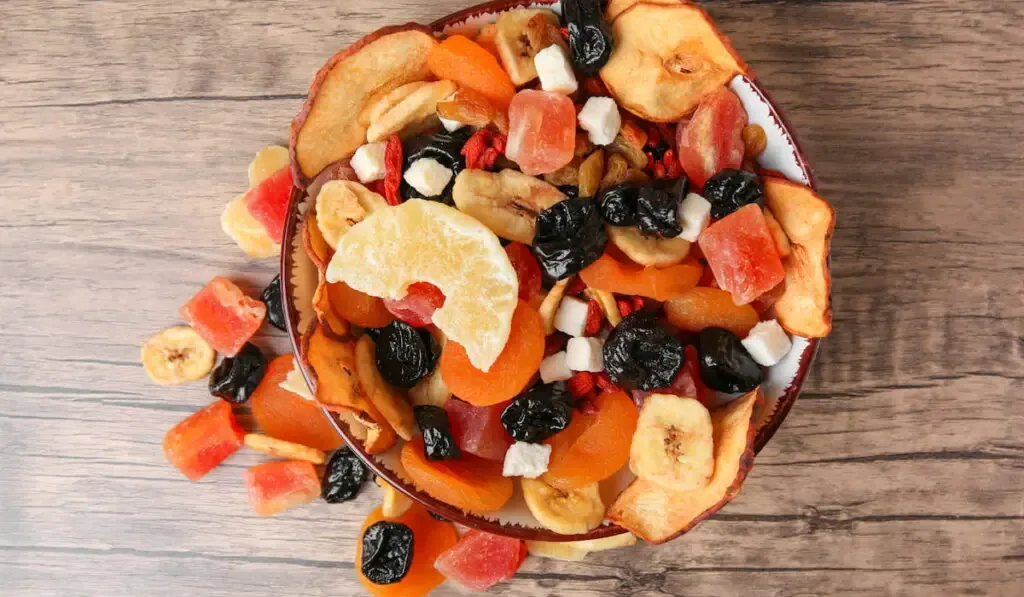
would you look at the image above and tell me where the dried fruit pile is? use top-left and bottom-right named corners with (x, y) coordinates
top-left (147, 1), bottom-right (835, 594)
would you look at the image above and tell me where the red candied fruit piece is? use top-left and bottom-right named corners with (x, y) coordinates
top-left (505, 90), bottom-right (576, 176)
top-left (163, 401), bottom-right (244, 481)
top-left (244, 460), bottom-right (321, 517)
top-left (566, 371), bottom-right (595, 398)
top-left (445, 398), bottom-right (513, 462)
top-left (383, 282), bottom-right (446, 328)
top-left (179, 276), bottom-right (266, 356)
top-left (243, 165), bottom-right (294, 242)
top-left (676, 88), bottom-right (747, 188)
top-left (504, 242), bottom-right (542, 301)
top-left (383, 134), bottom-right (403, 206)
top-left (433, 530), bottom-right (527, 591)
top-left (698, 204), bottom-right (785, 305)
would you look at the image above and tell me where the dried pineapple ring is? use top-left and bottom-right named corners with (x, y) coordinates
top-left (315, 180), bottom-right (388, 250)
top-left (326, 199), bottom-right (518, 372)
top-left (247, 145), bottom-right (289, 187)
top-left (221, 193), bottom-right (281, 259)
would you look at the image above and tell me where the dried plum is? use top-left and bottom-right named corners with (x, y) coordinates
top-left (500, 384), bottom-right (574, 443)
top-left (322, 447), bottom-right (367, 503)
top-left (697, 327), bottom-right (763, 393)
top-left (414, 405), bottom-right (461, 461)
top-left (375, 321), bottom-right (438, 388)
top-left (703, 169), bottom-right (763, 219)
top-left (400, 128), bottom-right (473, 205)
top-left (562, 0), bottom-right (613, 77)
top-left (603, 310), bottom-right (685, 391)
top-left (597, 182), bottom-right (641, 226)
top-left (361, 520), bottom-right (414, 585)
top-left (532, 198), bottom-right (608, 281)
top-left (208, 342), bottom-right (265, 404)
top-left (260, 275), bottom-right (287, 332)
top-left (636, 187), bottom-right (682, 238)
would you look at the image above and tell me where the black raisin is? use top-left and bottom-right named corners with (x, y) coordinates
top-left (603, 311), bottom-right (685, 391)
top-left (532, 198), bottom-right (608, 281)
top-left (697, 327), bottom-right (764, 393)
top-left (208, 343), bottom-right (265, 404)
top-left (597, 182), bottom-right (641, 226)
top-left (500, 384), bottom-right (574, 443)
top-left (636, 187), bottom-right (682, 238)
top-left (562, 0), bottom-right (613, 77)
top-left (557, 185), bottom-right (580, 200)
top-left (400, 128), bottom-right (473, 205)
top-left (375, 321), bottom-right (438, 388)
top-left (414, 405), bottom-right (461, 461)
top-left (322, 448), bottom-right (368, 503)
top-left (703, 169), bottom-right (763, 219)
top-left (260, 275), bottom-right (287, 332)
top-left (361, 521), bottom-right (414, 585)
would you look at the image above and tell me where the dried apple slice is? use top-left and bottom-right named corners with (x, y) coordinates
top-left (365, 80), bottom-right (457, 143)
top-left (303, 207), bottom-right (332, 273)
top-left (607, 388), bottom-right (761, 544)
top-left (290, 25), bottom-right (437, 188)
top-left (354, 335), bottom-right (416, 441)
top-left (762, 177), bottom-right (835, 338)
top-left (605, 0), bottom-right (678, 22)
top-left (312, 271), bottom-right (349, 338)
top-left (600, 3), bottom-right (747, 122)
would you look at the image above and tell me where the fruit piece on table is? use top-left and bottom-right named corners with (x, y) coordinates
top-left (322, 447), bottom-right (368, 503)
top-left (357, 504), bottom-right (458, 597)
top-left (607, 224), bottom-right (690, 268)
top-left (434, 530), bottom-right (527, 592)
top-left (579, 252), bottom-right (703, 301)
top-left (291, 25), bottom-right (437, 187)
top-left (664, 287), bottom-right (760, 337)
top-left (365, 80), bottom-right (457, 143)
top-left (453, 169), bottom-right (566, 245)
top-left (179, 276), bottom-right (266, 357)
top-left (630, 394), bottom-right (713, 492)
top-left (243, 433), bottom-right (326, 464)
top-left (494, 8), bottom-right (564, 86)
top-left (505, 90), bottom-right (578, 175)
top-left (542, 389), bottom-right (637, 490)
top-left (522, 477), bottom-right (606, 535)
top-left (445, 398), bottom-right (514, 461)
top-left (245, 460), bottom-right (321, 517)
top-left (355, 334), bottom-right (416, 441)
top-left (315, 180), bottom-right (388, 250)
top-left (762, 177), bottom-right (835, 338)
top-left (427, 35), bottom-right (516, 108)
top-left (326, 199), bottom-right (518, 372)
top-left (163, 400), bottom-right (244, 481)
top-left (698, 203), bottom-right (785, 305)
top-left (704, 169), bottom-right (765, 220)
top-left (243, 165), bottom-right (295, 243)
top-left (248, 145), bottom-right (290, 187)
top-left (208, 342), bottom-right (266, 404)
top-left (676, 88), bottom-right (746, 188)
top-left (400, 437), bottom-right (514, 514)
top-left (141, 325), bottom-right (216, 385)
top-left (599, 3), bottom-right (746, 122)
top-left (526, 532), bottom-right (637, 562)
top-left (221, 193), bottom-right (281, 259)
top-left (608, 387), bottom-right (761, 543)
top-left (251, 355), bottom-right (343, 451)
top-left (439, 300), bottom-right (544, 406)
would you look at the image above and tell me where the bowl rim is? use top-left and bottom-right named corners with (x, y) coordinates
top-left (279, 0), bottom-right (823, 542)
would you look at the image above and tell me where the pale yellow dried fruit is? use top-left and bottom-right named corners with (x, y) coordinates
top-left (376, 477), bottom-right (414, 518)
top-left (629, 395), bottom-right (714, 492)
top-left (494, 8), bottom-right (564, 85)
top-left (586, 287), bottom-right (622, 327)
top-left (366, 80), bottom-right (458, 143)
top-left (315, 180), bottom-right (388, 250)
top-left (522, 478), bottom-right (606, 536)
top-left (538, 278), bottom-right (570, 335)
top-left (141, 326), bottom-right (216, 385)
top-left (247, 145), bottom-right (290, 187)
top-left (578, 149), bottom-right (605, 199)
top-left (243, 433), bottom-right (326, 464)
top-left (221, 193), bottom-right (280, 259)
top-left (607, 225), bottom-right (690, 268)
top-left (453, 169), bottom-right (565, 245)
top-left (526, 533), bottom-right (637, 561)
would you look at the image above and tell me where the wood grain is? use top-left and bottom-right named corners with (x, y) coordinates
top-left (1, 0), bottom-right (1022, 596)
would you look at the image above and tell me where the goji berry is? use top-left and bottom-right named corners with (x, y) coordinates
top-left (383, 134), bottom-right (403, 206)
top-left (631, 296), bottom-right (646, 311)
top-left (583, 300), bottom-right (603, 336)
top-left (594, 372), bottom-right (619, 394)
top-left (617, 299), bottom-right (633, 318)
top-left (566, 371), bottom-right (595, 398)
top-left (559, 26), bottom-right (569, 40)
top-left (481, 146), bottom-right (501, 170)
top-left (544, 333), bottom-right (568, 357)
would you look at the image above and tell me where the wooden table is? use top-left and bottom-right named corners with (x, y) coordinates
top-left (2, 1), bottom-right (1022, 595)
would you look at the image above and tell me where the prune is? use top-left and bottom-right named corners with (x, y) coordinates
top-left (208, 342), bottom-right (265, 404)
top-left (532, 198), bottom-right (608, 281)
top-left (414, 405), bottom-right (461, 461)
top-left (400, 128), bottom-right (473, 205)
top-left (597, 182), bottom-right (640, 226)
top-left (375, 321), bottom-right (438, 388)
top-left (562, 0), bottom-right (613, 77)
top-left (361, 520), bottom-right (414, 585)
top-left (322, 447), bottom-right (368, 503)
top-left (636, 187), bottom-right (682, 238)
top-left (697, 327), bottom-right (764, 393)
top-left (603, 310), bottom-right (685, 391)
top-left (703, 169), bottom-right (763, 219)
top-left (260, 275), bottom-right (287, 332)
top-left (500, 384), bottom-right (574, 443)
top-left (557, 185), bottom-right (580, 200)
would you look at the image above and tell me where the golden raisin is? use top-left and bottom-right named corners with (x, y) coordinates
top-left (599, 153), bottom-right (629, 191)
top-left (741, 124), bottom-right (767, 157)
top-left (578, 149), bottom-right (605, 198)
top-left (436, 88), bottom-right (496, 128)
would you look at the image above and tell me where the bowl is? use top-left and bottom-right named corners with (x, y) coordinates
top-left (281, 0), bottom-right (822, 541)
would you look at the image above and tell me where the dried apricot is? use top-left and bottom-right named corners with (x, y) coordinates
top-left (356, 504), bottom-right (459, 597)
top-left (326, 280), bottom-right (395, 328)
top-left (664, 287), bottom-right (760, 337)
top-left (579, 253), bottom-right (703, 301)
top-left (427, 35), bottom-right (516, 108)
top-left (400, 437), bottom-right (514, 514)
top-left (250, 355), bottom-right (343, 452)
top-left (542, 390), bottom-right (638, 491)
top-left (440, 300), bottom-right (544, 406)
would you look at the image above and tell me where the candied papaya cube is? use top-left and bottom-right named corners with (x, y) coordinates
top-left (244, 460), bottom-right (321, 517)
top-left (433, 530), bottom-right (527, 591)
top-left (163, 401), bottom-right (245, 481)
top-left (698, 204), bottom-right (785, 305)
top-left (179, 276), bottom-right (266, 356)
top-left (505, 90), bottom-right (576, 175)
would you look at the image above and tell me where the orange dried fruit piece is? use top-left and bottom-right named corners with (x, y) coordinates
top-left (579, 253), bottom-right (703, 301)
top-left (354, 334), bottom-right (416, 441)
top-left (356, 504), bottom-right (458, 597)
top-left (663, 287), bottom-right (760, 337)
top-left (312, 272), bottom-right (350, 338)
top-left (250, 355), bottom-right (343, 452)
top-left (542, 390), bottom-right (638, 491)
top-left (426, 35), bottom-right (516, 109)
top-left (326, 279), bottom-right (395, 329)
top-left (303, 206), bottom-right (333, 272)
top-left (440, 300), bottom-right (544, 406)
top-left (326, 199), bottom-right (518, 372)
top-left (400, 437), bottom-right (514, 514)
top-left (436, 87), bottom-right (497, 129)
